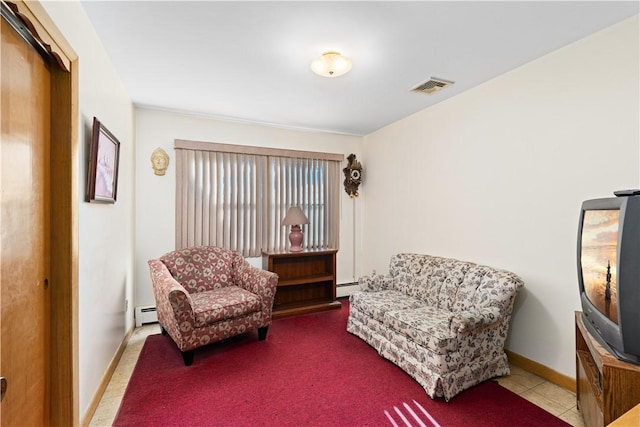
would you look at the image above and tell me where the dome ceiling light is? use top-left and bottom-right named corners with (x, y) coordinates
top-left (310, 51), bottom-right (352, 78)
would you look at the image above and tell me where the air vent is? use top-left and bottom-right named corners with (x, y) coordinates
top-left (410, 77), bottom-right (455, 95)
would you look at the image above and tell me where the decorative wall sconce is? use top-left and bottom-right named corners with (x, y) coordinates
top-left (151, 148), bottom-right (169, 176)
top-left (343, 154), bottom-right (362, 197)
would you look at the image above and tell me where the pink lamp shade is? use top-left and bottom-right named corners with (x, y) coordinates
top-left (281, 207), bottom-right (310, 252)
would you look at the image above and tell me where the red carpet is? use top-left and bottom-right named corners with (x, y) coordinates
top-left (114, 300), bottom-right (570, 426)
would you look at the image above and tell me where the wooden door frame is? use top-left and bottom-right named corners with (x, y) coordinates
top-left (5, 1), bottom-right (79, 424)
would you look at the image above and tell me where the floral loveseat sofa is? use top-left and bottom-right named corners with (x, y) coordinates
top-left (347, 253), bottom-right (523, 401)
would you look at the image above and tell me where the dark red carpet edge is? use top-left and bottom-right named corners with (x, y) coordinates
top-left (113, 300), bottom-right (571, 427)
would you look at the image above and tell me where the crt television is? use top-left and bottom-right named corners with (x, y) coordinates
top-left (577, 194), bottom-right (640, 365)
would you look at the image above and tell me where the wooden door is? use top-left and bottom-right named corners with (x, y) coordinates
top-left (1, 14), bottom-right (52, 426)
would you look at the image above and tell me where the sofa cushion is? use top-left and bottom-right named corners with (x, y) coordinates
top-left (395, 275), bottom-right (442, 307)
top-left (161, 246), bottom-right (235, 293)
top-left (190, 286), bottom-right (261, 327)
top-left (384, 306), bottom-right (458, 355)
top-left (390, 254), bottom-right (475, 309)
top-left (349, 290), bottom-right (423, 322)
top-left (389, 254), bottom-right (511, 312)
top-left (444, 265), bottom-right (495, 312)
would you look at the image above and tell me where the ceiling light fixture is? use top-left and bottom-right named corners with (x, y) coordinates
top-left (310, 51), bottom-right (352, 78)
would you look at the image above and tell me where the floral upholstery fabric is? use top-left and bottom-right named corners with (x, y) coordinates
top-left (349, 289), bottom-right (423, 320)
top-left (347, 253), bottom-right (523, 401)
top-left (148, 246), bottom-right (278, 355)
top-left (190, 286), bottom-right (261, 328)
top-left (160, 246), bottom-right (242, 294)
top-left (385, 306), bottom-right (458, 354)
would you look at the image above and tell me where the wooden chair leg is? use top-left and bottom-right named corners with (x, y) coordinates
top-left (258, 326), bottom-right (269, 341)
top-left (182, 350), bottom-right (194, 366)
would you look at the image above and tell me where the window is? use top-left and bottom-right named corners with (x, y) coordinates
top-left (175, 140), bottom-right (342, 257)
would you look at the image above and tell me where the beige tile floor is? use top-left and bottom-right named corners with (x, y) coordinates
top-left (495, 366), bottom-right (585, 427)
top-left (89, 324), bottom-right (585, 426)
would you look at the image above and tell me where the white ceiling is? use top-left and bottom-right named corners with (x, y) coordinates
top-left (81, 1), bottom-right (639, 136)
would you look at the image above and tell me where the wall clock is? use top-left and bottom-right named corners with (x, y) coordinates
top-left (343, 153), bottom-right (363, 198)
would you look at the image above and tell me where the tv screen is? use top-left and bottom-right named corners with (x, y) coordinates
top-left (580, 209), bottom-right (619, 324)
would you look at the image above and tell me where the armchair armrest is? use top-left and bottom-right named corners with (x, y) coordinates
top-left (450, 307), bottom-right (502, 333)
top-left (148, 259), bottom-right (196, 328)
top-left (234, 260), bottom-right (278, 308)
top-left (358, 273), bottom-right (393, 292)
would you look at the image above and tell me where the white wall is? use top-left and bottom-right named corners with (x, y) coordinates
top-left (40, 1), bottom-right (135, 419)
top-left (362, 16), bottom-right (639, 378)
top-left (134, 109), bottom-right (363, 308)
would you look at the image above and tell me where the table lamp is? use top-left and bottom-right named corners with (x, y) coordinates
top-left (281, 207), bottom-right (309, 252)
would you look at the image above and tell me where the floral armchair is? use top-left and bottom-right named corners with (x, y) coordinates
top-left (148, 246), bottom-right (278, 365)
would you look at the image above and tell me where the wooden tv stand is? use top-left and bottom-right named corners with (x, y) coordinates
top-left (575, 311), bottom-right (640, 427)
top-left (263, 249), bottom-right (341, 319)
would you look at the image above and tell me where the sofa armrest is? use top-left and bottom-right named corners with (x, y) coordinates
top-left (453, 270), bottom-right (523, 333)
top-left (359, 273), bottom-right (393, 292)
top-left (450, 307), bottom-right (502, 333)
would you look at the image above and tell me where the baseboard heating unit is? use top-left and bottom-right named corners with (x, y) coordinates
top-left (337, 282), bottom-right (360, 298)
top-left (135, 305), bottom-right (158, 328)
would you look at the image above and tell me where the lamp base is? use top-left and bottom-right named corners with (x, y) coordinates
top-left (288, 225), bottom-right (304, 252)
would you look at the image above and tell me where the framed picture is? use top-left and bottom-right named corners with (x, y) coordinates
top-left (86, 117), bottom-right (121, 203)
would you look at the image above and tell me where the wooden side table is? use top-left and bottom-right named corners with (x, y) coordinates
top-left (262, 249), bottom-right (341, 319)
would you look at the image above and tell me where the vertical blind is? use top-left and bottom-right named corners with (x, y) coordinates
top-left (175, 140), bottom-right (342, 257)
